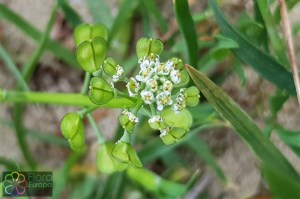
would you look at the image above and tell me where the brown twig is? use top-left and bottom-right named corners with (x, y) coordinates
top-left (278, 0), bottom-right (300, 106)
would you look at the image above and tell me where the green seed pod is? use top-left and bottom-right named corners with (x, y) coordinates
top-left (169, 128), bottom-right (187, 140)
top-left (60, 113), bottom-right (85, 151)
top-left (89, 77), bottom-right (114, 105)
top-left (74, 24), bottom-right (109, 47)
top-left (97, 142), bottom-right (128, 174)
top-left (160, 132), bottom-right (176, 145)
top-left (161, 108), bottom-right (193, 130)
top-left (148, 115), bottom-right (168, 130)
top-left (112, 141), bottom-right (143, 168)
top-left (184, 86), bottom-right (200, 107)
top-left (136, 38), bottom-right (163, 59)
top-left (76, 37), bottom-right (106, 73)
top-left (169, 57), bottom-right (184, 70)
top-left (119, 116), bottom-right (134, 134)
top-left (174, 70), bottom-right (190, 88)
top-left (103, 57), bottom-right (118, 77)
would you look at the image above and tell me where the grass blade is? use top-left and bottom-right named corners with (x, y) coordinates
top-left (57, 0), bottom-right (82, 28)
top-left (186, 64), bottom-right (300, 183)
top-left (0, 3), bottom-right (78, 67)
top-left (174, 0), bottom-right (198, 66)
top-left (209, 0), bottom-right (296, 95)
top-left (86, 0), bottom-right (113, 28)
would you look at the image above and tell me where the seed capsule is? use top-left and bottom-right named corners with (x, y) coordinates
top-left (161, 108), bottom-right (193, 130)
top-left (136, 38), bottom-right (163, 59)
top-left (184, 86), bottom-right (200, 107)
top-left (89, 77), bottom-right (114, 105)
top-left (74, 24), bottom-right (109, 47)
top-left (60, 112), bottom-right (85, 151)
top-left (76, 37), bottom-right (106, 73)
top-left (112, 141), bottom-right (143, 168)
top-left (97, 142), bottom-right (128, 174)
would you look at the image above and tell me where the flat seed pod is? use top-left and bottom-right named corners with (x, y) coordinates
top-left (76, 37), bottom-right (106, 73)
top-left (136, 38), bottom-right (163, 59)
top-left (74, 24), bottom-right (108, 47)
top-left (161, 108), bottom-right (193, 130)
top-left (89, 77), bottom-right (113, 105)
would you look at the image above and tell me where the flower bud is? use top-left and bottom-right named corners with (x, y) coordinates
top-left (97, 142), bottom-right (128, 174)
top-left (148, 115), bottom-right (168, 130)
top-left (112, 141), bottom-right (143, 168)
top-left (126, 78), bottom-right (140, 97)
top-left (136, 38), bottom-right (163, 59)
top-left (119, 111), bottom-right (138, 134)
top-left (184, 86), bottom-right (200, 107)
top-left (169, 57), bottom-right (184, 70)
top-left (89, 77), bottom-right (114, 105)
top-left (60, 112), bottom-right (85, 151)
top-left (74, 24), bottom-right (108, 47)
top-left (76, 37), bottom-right (106, 73)
top-left (161, 108), bottom-right (193, 130)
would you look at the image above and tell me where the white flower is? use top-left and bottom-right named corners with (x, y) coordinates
top-left (139, 58), bottom-right (156, 69)
top-left (126, 78), bottom-right (140, 97)
top-left (172, 91), bottom-right (186, 113)
top-left (163, 80), bottom-right (173, 92)
top-left (112, 65), bottom-right (124, 82)
top-left (160, 127), bottom-right (171, 137)
top-left (135, 67), bottom-right (154, 82)
top-left (146, 79), bottom-right (158, 92)
top-left (141, 90), bottom-right (155, 104)
top-left (149, 115), bottom-right (162, 123)
top-left (170, 69), bottom-right (181, 84)
top-left (156, 91), bottom-right (173, 111)
top-left (155, 62), bottom-right (172, 75)
top-left (122, 110), bottom-right (139, 123)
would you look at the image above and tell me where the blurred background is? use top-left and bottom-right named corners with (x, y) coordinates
top-left (1, 0), bottom-right (300, 198)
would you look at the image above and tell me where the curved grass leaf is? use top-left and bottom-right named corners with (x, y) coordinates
top-left (174, 0), bottom-right (198, 66)
top-left (186, 64), bottom-right (300, 183)
top-left (209, 0), bottom-right (296, 96)
top-left (0, 3), bottom-right (78, 67)
top-left (58, 0), bottom-right (82, 28)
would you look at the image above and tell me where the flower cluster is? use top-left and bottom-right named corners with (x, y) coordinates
top-left (127, 56), bottom-right (186, 112)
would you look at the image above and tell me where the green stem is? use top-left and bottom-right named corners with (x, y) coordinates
top-left (86, 113), bottom-right (106, 144)
top-left (80, 72), bottom-right (91, 94)
top-left (149, 104), bottom-right (156, 115)
top-left (0, 44), bottom-right (29, 91)
top-left (22, 4), bottom-right (58, 81)
top-left (120, 131), bottom-right (131, 143)
top-left (0, 89), bottom-right (135, 108)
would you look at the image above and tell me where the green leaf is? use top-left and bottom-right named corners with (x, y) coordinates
top-left (210, 35), bottom-right (239, 60)
top-left (269, 91), bottom-right (289, 118)
top-left (58, 0), bottom-right (82, 28)
top-left (174, 0), bottom-right (198, 66)
top-left (262, 163), bottom-right (300, 199)
top-left (186, 64), bottom-right (300, 184)
top-left (86, 0), bottom-right (113, 28)
top-left (275, 127), bottom-right (300, 158)
top-left (0, 3), bottom-right (78, 68)
top-left (185, 138), bottom-right (226, 182)
top-left (255, 0), bottom-right (289, 64)
top-left (209, 0), bottom-right (296, 95)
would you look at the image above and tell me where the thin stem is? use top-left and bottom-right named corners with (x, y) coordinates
top-left (278, 0), bottom-right (300, 105)
top-left (0, 89), bottom-right (135, 108)
top-left (149, 104), bottom-right (156, 115)
top-left (86, 113), bottom-right (106, 144)
top-left (0, 44), bottom-right (29, 91)
top-left (120, 130), bottom-right (131, 143)
top-left (80, 72), bottom-right (91, 94)
top-left (133, 99), bottom-right (143, 114)
top-left (22, 3), bottom-right (58, 81)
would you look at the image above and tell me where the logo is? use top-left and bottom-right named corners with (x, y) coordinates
top-left (2, 172), bottom-right (52, 197)
top-left (3, 172), bottom-right (28, 196)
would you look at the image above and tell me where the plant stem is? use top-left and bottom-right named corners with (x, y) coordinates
top-left (278, 0), bottom-right (300, 106)
top-left (86, 113), bottom-right (106, 144)
top-left (120, 131), bottom-right (131, 143)
top-left (0, 89), bottom-right (135, 108)
top-left (0, 44), bottom-right (29, 91)
top-left (80, 72), bottom-right (91, 94)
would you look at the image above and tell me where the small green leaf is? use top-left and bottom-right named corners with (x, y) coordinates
top-left (210, 35), bottom-right (239, 60)
top-left (76, 38), bottom-right (106, 73)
